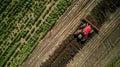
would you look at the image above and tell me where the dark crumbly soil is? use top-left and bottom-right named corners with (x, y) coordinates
top-left (41, 0), bottom-right (120, 67)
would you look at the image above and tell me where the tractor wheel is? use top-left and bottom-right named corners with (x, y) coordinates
top-left (74, 33), bottom-right (78, 38)
top-left (78, 34), bottom-right (83, 39)
top-left (80, 23), bottom-right (87, 29)
top-left (89, 30), bottom-right (94, 34)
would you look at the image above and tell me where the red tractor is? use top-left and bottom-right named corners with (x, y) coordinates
top-left (74, 17), bottom-right (100, 44)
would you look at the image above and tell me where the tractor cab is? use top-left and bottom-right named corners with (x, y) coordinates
top-left (74, 17), bottom-right (100, 44)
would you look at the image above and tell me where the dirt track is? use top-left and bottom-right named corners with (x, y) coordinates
top-left (21, 0), bottom-right (101, 67)
top-left (40, 0), bottom-right (120, 66)
top-left (21, 0), bottom-right (120, 67)
top-left (66, 8), bottom-right (120, 67)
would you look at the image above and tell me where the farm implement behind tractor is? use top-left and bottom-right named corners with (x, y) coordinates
top-left (74, 17), bottom-right (100, 44)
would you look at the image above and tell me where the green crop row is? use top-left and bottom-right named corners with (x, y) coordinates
top-left (0, 0), bottom-right (11, 14)
top-left (0, 0), bottom-right (35, 66)
top-left (110, 55), bottom-right (120, 67)
top-left (0, 0), bottom-right (73, 67)
top-left (0, 0), bottom-right (51, 66)
top-left (0, 0), bottom-right (33, 56)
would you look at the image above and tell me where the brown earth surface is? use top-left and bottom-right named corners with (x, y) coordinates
top-left (21, 0), bottom-right (120, 67)
top-left (21, 0), bottom-right (101, 67)
top-left (66, 8), bottom-right (120, 67)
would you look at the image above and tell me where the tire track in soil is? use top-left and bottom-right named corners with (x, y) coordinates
top-left (21, 0), bottom-right (79, 66)
top-left (41, 0), bottom-right (120, 67)
top-left (37, 0), bottom-right (98, 66)
top-left (38, 0), bottom-right (100, 66)
top-left (38, 0), bottom-right (98, 59)
top-left (66, 1), bottom-right (120, 67)
top-left (78, 11), bottom-right (120, 67)
top-left (21, 1), bottom-right (100, 64)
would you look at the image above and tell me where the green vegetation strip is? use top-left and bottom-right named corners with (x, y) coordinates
top-left (110, 55), bottom-right (120, 67)
top-left (0, 0), bottom-right (73, 67)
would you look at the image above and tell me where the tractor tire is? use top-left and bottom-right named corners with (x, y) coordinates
top-left (78, 34), bottom-right (83, 40)
top-left (80, 23), bottom-right (87, 29)
top-left (74, 33), bottom-right (78, 38)
top-left (89, 30), bottom-right (94, 34)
